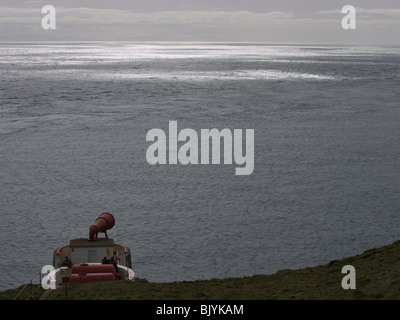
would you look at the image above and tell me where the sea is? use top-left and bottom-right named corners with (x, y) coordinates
top-left (0, 42), bottom-right (399, 292)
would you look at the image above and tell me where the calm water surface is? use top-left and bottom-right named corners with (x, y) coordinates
top-left (1, 43), bottom-right (400, 291)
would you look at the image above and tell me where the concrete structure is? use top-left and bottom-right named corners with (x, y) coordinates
top-left (52, 212), bottom-right (134, 284)
top-left (53, 238), bottom-right (132, 269)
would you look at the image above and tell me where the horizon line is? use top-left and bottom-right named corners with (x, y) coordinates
top-left (0, 40), bottom-right (399, 47)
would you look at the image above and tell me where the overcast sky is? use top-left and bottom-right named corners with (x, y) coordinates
top-left (0, 0), bottom-right (399, 44)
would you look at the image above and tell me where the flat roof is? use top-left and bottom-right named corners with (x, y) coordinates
top-left (69, 238), bottom-right (115, 247)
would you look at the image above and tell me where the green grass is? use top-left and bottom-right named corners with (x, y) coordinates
top-left (0, 284), bottom-right (45, 300)
top-left (3, 240), bottom-right (400, 300)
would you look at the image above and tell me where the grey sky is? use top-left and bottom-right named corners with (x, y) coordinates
top-left (1, 0), bottom-right (399, 43)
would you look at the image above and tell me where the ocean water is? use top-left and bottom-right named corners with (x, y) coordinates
top-left (1, 42), bottom-right (400, 292)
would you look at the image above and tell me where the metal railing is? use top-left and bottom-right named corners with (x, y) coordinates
top-left (13, 271), bottom-right (43, 300)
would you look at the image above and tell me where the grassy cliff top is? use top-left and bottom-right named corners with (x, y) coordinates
top-left (3, 240), bottom-right (400, 300)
